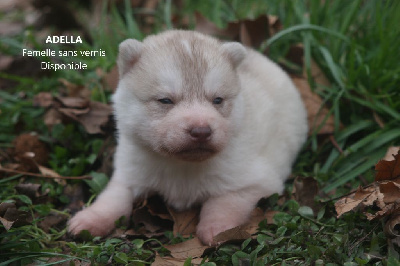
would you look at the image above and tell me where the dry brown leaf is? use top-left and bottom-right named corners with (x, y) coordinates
top-left (152, 256), bottom-right (184, 266)
top-left (212, 207), bottom-right (275, 244)
top-left (336, 150), bottom-right (400, 220)
top-left (56, 101), bottom-right (112, 134)
top-left (153, 238), bottom-right (207, 265)
top-left (12, 133), bottom-right (49, 169)
top-left (145, 196), bottom-right (173, 221)
top-left (383, 147), bottom-right (400, 161)
top-left (213, 226), bottom-right (251, 244)
top-left (291, 76), bottom-right (335, 135)
top-left (0, 216), bottom-right (14, 230)
top-left (43, 108), bottom-right (63, 129)
top-left (97, 65), bottom-right (119, 92)
top-left (33, 92), bottom-right (54, 108)
top-left (335, 186), bottom-right (376, 218)
top-left (380, 182), bottom-right (400, 204)
top-left (55, 96), bottom-right (90, 109)
top-left (385, 211), bottom-right (400, 238)
top-left (282, 45), bottom-right (337, 135)
top-left (239, 15), bottom-right (271, 50)
top-left (375, 150), bottom-right (400, 181)
top-left (165, 238), bottom-right (207, 260)
top-left (15, 183), bottom-right (41, 199)
top-left (38, 212), bottom-right (68, 233)
top-left (0, 202), bottom-right (32, 230)
top-left (169, 207), bottom-right (200, 237)
top-left (73, 101), bottom-right (113, 134)
top-left (131, 208), bottom-right (172, 233)
top-left (292, 176), bottom-right (319, 212)
top-left (33, 90), bottom-right (113, 135)
top-left (59, 78), bottom-right (91, 100)
top-left (131, 196), bottom-right (173, 233)
top-left (285, 45), bottom-right (331, 87)
top-left (38, 165), bottom-right (61, 178)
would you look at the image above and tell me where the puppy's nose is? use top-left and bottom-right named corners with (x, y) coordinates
top-left (190, 126), bottom-right (212, 142)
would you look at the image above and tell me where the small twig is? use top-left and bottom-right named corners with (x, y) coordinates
top-left (0, 167), bottom-right (92, 180)
top-left (329, 135), bottom-right (343, 153)
top-left (322, 183), bottom-right (376, 203)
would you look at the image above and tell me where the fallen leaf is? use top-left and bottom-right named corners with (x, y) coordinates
top-left (169, 207), bottom-right (200, 237)
top-left (291, 76), bottom-right (336, 135)
top-left (0, 202), bottom-right (32, 230)
top-left (14, 183), bottom-right (41, 199)
top-left (375, 150), bottom-right (400, 181)
top-left (97, 65), bottom-right (119, 92)
top-left (0, 216), bottom-right (14, 230)
top-left (43, 108), bottom-right (63, 129)
top-left (38, 165), bottom-right (61, 178)
top-left (33, 92), bottom-right (54, 108)
top-left (55, 96), bottom-right (90, 109)
top-left (71, 101), bottom-right (113, 134)
top-left (38, 165), bottom-right (66, 185)
top-left (239, 15), bottom-right (272, 51)
top-left (152, 256), bottom-right (184, 266)
top-left (380, 182), bottom-right (400, 204)
top-left (213, 207), bottom-right (275, 244)
top-left (38, 212), bottom-right (68, 233)
top-left (164, 238), bottom-right (208, 260)
top-left (383, 147), bottom-right (400, 161)
top-left (213, 226), bottom-right (251, 244)
top-left (292, 176), bottom-right (319, 212)
top-left (55, 100), bottom-right (112, 134)
top-left (131, 196), bottom-right (173, 233)
top-left (335, 186), bottom-right (376, 218)
top-left (12, 133), bottom-right (49, 170)
top-left (385, 211), bottom-right (400, 238)
top-left (59, 78), bottom-right (91, 100)
top-left (336, 150), bottom-right (400, 220)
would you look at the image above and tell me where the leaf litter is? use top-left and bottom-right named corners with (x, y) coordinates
top-left (335, 148), bottom-right (400, 243)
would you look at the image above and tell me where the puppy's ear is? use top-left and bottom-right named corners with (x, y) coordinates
top-left (117, 39), bottom-right (143, 77)
top-left (221, 42), bottom-right (246, 68)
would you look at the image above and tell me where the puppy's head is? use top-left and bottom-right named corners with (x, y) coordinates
top-left (113, 30), bottom-right (246, 162)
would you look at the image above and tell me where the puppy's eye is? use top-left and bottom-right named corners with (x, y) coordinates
top-left (213, 97), bottom-right (223, 105)
top-left (158, 98), bottom-right (174, 104)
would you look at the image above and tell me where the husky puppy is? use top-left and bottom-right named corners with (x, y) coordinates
top-left (68, 30), bottom-right (307, 245)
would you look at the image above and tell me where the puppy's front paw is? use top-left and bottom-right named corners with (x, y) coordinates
top-left (196, 220), bottom-right (234, 246)
top-left (68, 208), bottom-right (116, 237)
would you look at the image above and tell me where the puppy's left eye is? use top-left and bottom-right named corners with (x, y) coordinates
top-left (158, 98), bottom-right (174, 104)
top-left (213, 97), bottom-right (223, 105)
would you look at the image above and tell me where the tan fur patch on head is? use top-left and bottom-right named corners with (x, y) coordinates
top-left (135, 31), bottom-right (238, 102)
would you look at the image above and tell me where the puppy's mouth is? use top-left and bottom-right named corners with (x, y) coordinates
top-left (161, 145), bottom-right (218, 162)
top-left (176, 147), bottom-right (216, 161)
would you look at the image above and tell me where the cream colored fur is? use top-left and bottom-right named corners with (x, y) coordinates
top-left (68, 30), bottom-right (308, 245)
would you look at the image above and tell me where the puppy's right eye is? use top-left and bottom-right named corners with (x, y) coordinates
top-left (158, 98), bottom-right (174, 104)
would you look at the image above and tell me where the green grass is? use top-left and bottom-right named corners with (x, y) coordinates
top-left (1, 0), bottom-right (400, 264)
